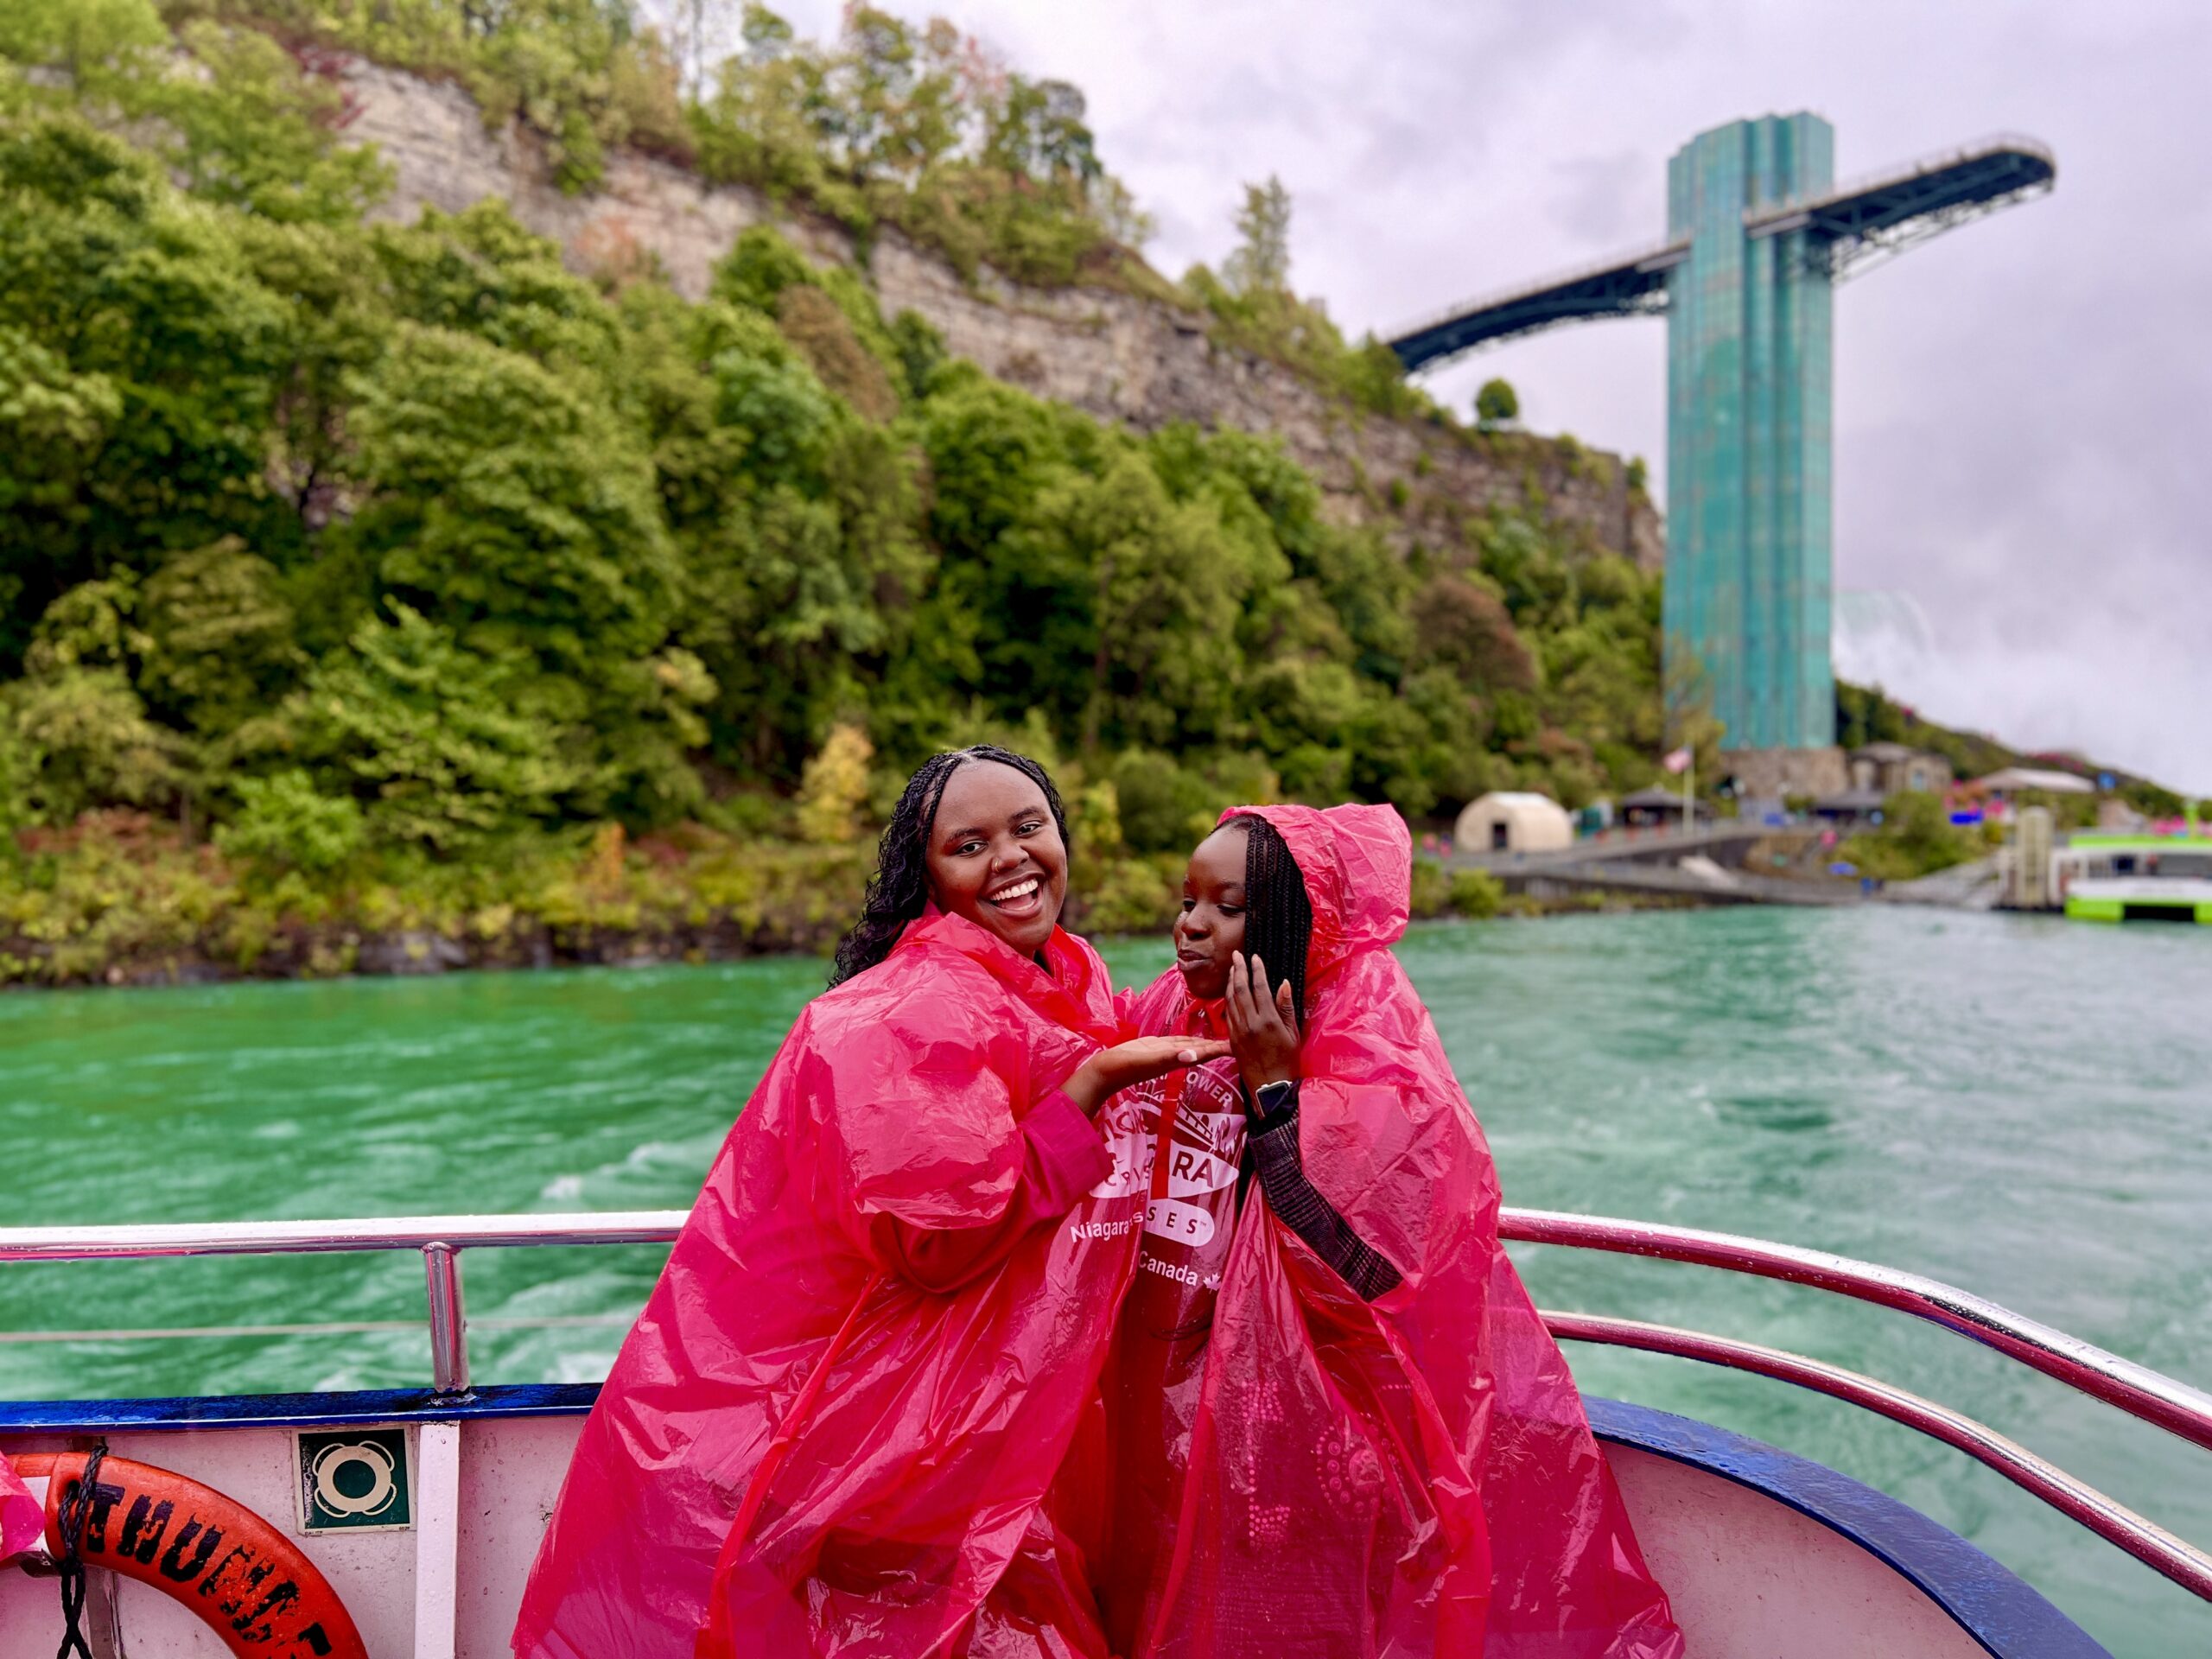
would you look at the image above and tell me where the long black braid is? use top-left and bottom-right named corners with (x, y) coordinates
top-left (1157, 817), bottom-right (1319, 1351)
top-left (1235, 815), bottom-right (1313, 1028)
top-left (828, 745), bottom-right (1071, 988)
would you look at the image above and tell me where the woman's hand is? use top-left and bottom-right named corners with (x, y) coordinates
top-left (1061, 1036), bottom-right (1232, 1116)
top-left (1225, 950), bottom-right (1300, 1096)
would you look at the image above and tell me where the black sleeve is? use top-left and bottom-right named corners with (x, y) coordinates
top-left (1245, 1087), bottom-right (1403, 1301)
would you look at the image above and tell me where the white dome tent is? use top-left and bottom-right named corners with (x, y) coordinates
top-left (1454, 791), bottom-right (1574, 855)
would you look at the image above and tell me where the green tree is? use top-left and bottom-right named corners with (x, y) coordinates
top-left (2, 576), bottom-right (181, 825)
top-left (0, 666), bottom-right (183, 825)
top-left (139, 539), bottom-right (305, 735)
top-left (1047, 449), bottom-right (1270, 751)
top-left (217, 768), bottom-right (366, 874)
top-left (372, 202), bottom-right (626, 387)
top-left (0, 118), bottom-right (295, 665)
top-left (1224, 175), bottom-right (1292, 296)
top-left (161, 22), bottom-right (394, 225)
top-left (1476, 377), bottom-right (1519, 429)
top-left (0, 0), bottom-right (166, 97)
top-left (334, 318), bottom-right (710, 818)
top-left (346, 324), bottom-right (679, 674)
top-left (283, 602), bottom-right (587, 849)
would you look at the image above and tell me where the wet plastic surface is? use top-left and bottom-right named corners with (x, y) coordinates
top-left (1095, 1043), bottom-right (1246, 1655)
top-left (512, 912), bottom-right (1136, 1658)
top-left (514, 811), bottom-right (1683, 1657)
top-left (0, 1455), bottom-right (35, 1563)
top-left (1111, 805), bottom-right (1683, 1657)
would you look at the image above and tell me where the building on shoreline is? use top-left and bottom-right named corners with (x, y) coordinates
top-left (1848, 743), bottom-right (1954, 796)
top-left (1455, 791), bottom-right (1574, 854)
top-left (1618, 786), bottom-right (1715, 830)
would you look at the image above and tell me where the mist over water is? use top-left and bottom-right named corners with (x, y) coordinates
top-left (3, 909), bottom-right (2208, 1653)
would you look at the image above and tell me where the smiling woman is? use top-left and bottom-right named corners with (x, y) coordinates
top-left (513, 746), bottom-right (1226, 1657)
top-left (830, 746), bottom-right (1076, 984)
top-left (921, 753), bottom-right (1073, 958)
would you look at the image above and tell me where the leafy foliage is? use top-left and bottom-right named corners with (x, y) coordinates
top-left (217, 766), bottom-right (364, 873)
top-left (1839, 790), bottom-right (1984, 882)
top-left (1833, 679), bottom-right (2166, 810)
top-left (0, 3), bottom-right (1739, 980)
top-left (795, 722), bottom-right (873, 844)
top-left (1224, 176), bottom-right (1290, 296)
top-left (1475, 377), bottom-right (1518, 429)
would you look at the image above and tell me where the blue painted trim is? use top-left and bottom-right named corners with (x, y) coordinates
top-left (1588, 1396), bottom-right (2110, 1659)
top-left (0, 1382), bottom-right (600, 1433)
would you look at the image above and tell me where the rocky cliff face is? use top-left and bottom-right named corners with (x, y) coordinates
top-left (342, 59), bottom-right (1663, 571)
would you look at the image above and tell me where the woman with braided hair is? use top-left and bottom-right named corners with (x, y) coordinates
top-left (1103, 804), bottom-right (1682, 1659)
top-left (515, 747), bottom-right (1226, 1659)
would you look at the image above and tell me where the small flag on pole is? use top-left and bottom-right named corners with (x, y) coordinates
top-left (1662, 747), bottom-right (1692, 774)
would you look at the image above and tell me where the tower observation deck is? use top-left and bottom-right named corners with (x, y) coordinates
top-left (1388, 118), bottom-right (2053, 758)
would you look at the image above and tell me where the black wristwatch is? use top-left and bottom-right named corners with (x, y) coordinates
top-left (1249, 1077), bottom-right (1300, 1130)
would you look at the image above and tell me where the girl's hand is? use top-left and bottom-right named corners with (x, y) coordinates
top-left (1225, 950), bottom-right (1300, 1096)
top-left (1062, 1036), bottom-right (1232, 1116)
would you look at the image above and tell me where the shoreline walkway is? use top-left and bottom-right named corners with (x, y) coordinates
top-left (1451, 823), bottom-right (1859, 908)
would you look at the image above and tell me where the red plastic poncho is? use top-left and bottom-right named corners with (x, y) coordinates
top-left (512, 910), bottom-right (1141, 1659)
top-left (0, 1455), bottom-right (37, 1565)
top-left (1110, 804), bottom-right (1682, 1659)
top-left (1093, 1033), bottom-right (1247, 1653)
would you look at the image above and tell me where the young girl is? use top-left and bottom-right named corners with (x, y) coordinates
top-left (514, 747), bottom-right (1224, 1659)
top-left (1103, 804), bottom-right (1682, 1659)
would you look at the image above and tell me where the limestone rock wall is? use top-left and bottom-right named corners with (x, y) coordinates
top-left (341, 58), bottom-right (1662, 570)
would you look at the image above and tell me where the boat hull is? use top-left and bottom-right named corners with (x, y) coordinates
top-left (0, 1387), bottom-right (2105, 1657)
top-left (2064, 878), bottom-right (2212, 923)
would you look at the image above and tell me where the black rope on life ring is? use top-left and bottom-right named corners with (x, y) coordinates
top-left (53, 1439), bottom-right (108, 1659)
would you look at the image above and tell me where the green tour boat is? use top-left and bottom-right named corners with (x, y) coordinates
top-left (2056, 832), bottom-right (2212, 924)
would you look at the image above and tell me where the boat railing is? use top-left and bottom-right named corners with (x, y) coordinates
top-left (2, 1207), bottom-right (2209, 1600)
top-left (1497, 1209), bottom-right (2212, 1452)
top-left (0, 1212), bottom-right (688, 1393)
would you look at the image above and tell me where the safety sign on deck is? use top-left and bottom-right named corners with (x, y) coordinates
top-left (294, 1427), bottom-right (412, 1533)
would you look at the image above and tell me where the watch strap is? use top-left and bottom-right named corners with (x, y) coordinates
top-left (1250, 1077), bottom-right (1300, 1131)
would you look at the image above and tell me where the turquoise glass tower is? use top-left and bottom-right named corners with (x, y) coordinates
top-left (1390, 118), bottom-right (2050, 756)
top-left (1663, 114), bottom-right (1836, 750)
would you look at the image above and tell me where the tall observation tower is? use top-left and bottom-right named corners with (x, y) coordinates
top-left (1389, 115), bottom-right (2054, 783)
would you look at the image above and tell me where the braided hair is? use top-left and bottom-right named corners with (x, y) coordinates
top-left (1234, 814), bottom-right (1313, 1028)
top-left (828, 745), bottom-right (1071, 988)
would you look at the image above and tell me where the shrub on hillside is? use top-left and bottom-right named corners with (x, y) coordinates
top-left (1839, 791), bottom-right (1977, 881)
top-left (217, 769), bottom-right (365, 874)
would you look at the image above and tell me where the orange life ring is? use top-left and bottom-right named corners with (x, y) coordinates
top-left (13, 1450), bottom-right (368, 1659)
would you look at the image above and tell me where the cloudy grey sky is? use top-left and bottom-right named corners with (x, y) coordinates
top-left (777, 0), bottom-right (2212, 791)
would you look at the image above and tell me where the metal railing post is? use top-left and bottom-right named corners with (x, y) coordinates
top-left (423, 1243), bottom-right (468, 1395)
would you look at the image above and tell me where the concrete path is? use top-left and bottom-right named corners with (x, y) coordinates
top-left (1878, 855), bottom-right (2003, 911)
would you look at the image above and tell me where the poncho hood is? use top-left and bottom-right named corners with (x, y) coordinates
top-left (1220, 801), bottom-right (1411, 977)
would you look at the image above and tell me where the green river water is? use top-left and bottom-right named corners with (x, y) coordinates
top-left (3, 906), bottom-right (2208, 1653)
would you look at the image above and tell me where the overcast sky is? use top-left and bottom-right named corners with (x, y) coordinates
top-left (775, 1), bottom-right (2212, 791)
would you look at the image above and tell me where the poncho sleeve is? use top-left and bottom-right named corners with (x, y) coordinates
top-left (1287, 954), bottom-right (1684, 1657)
top-left (873, 1091), bottom-right (1109, 1292)
top-left (805, 969), bottom-right (1109, 1293)
top-left (1247, 1103), bottom-right (1403, 1300)
top-left (1292, 950), bottom-right (1498, 1298)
